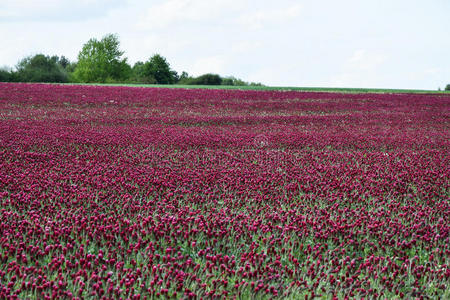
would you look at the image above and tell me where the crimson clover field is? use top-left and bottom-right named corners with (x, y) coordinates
top-left (0, 83), bottom-right (449, 299)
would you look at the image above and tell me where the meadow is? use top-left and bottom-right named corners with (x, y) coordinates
top-left (0, 83), bottom-right (449, 299)
top-left (60, 82), bottom-right (450, 94)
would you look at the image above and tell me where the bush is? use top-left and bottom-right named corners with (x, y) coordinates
top-left (221, 76), bottom-right (248, 86)
top-left (445, 84), bottom-right (450, 91)
top-left (187, 73), bottom-right (222, 85)
top-left (180, 74), bottom-right (264, 86)
top-left (0, 68), bottom-right (13, 82)
top-left (177, 71), bottom-right (193, 84)
top-left (15, 54), bottom-right (68, 83)
top-left (129, 62), bottom-right (145, 83)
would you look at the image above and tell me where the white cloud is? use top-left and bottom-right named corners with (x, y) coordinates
top-left (231, 40), bottom-right (263, 54)
top-left (135, 0), bottom-right (239, 30)
top-left (237, 4), bottom-right (302, 30)
top-left (0, 0), bottom-right (124, 22)
top-left (122, 33), bottom-right (193, 65)
top-left (424, 67), bottom-right (440, 75)
top-left (348, 49), bottom-right (387, 71)
top-left (0, 0), bottom-right (449, 89)
top-left (406, 67), bottom-right (442, 82)
top-left (329, 49), bottom-right (388, 88)
top-left (189, 55), bottom-right (227, 76)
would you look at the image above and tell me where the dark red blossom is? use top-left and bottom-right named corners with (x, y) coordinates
top-left (0, 83), bottom-right (448, 298)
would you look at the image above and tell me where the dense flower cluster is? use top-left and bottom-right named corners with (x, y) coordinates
top-left (0, 83), bottom-right (449, 299)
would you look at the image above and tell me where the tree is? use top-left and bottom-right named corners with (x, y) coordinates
top-left (73, 33), bottom-right (130, 83)
top-left (222, 76), bottom-right (247, 86)
top-left (177, 71), bottom-right (193, 84)
top-left (179, 71), bottom-right (189, 81)
top-left (143, 54), bottom-right (177, 84)
top-left (57, 56), bottom-right (70, 69)
top-left (0, 67), bottom-right (13, 82)
top-left (15, 54), bottom-right (68, 83)
top-left (188, 73), bottom-right (222, 85)
top-left (130, 61), bottom-right (156, 83)
top-left (445, 84), bottom-right (450, 91)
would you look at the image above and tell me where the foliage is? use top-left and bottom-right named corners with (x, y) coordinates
top-left (178, 73), bottom-right (263, 86)
top-left (221, 76), bottom-right (245, 86)
top-left (177, 71), bottom-right (194, 84)
top-left (129, 61), bottom-right (156, 84)
top-left (127, 55), bottom-right (178, 84)
top-left (187, 73), bottom-right (223, 85)
top-left (221, 76), bottom-right (263, 86)
top-left (14, 54), bottom-right (69, 83)
top-left (1, 33), bottom-right (262, 86)
top-left (57, 56), bottom-right (70, 69)
top-left (73, 33), bottom-right (130, 83)
top-left (0, 67), bottom-right (14, 82)
top-left (179, 71), bottom-right (189, 82)
top-left (143, 54), bottom-right (177, 84)
top-left (57, 56), bottom-right (77, 76)
top-left (445, 84), bottom-right (450, 91)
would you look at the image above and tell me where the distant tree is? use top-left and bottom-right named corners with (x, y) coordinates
top-left (132, 61), bottom-right (145, 79)
top-left (445, 84), bottom-right (450, 91)
top-left (221, 77), bottom-right (234, 86)
top-left (113, 61), bottom-right (132, 83)
top-left (65, 61), bottom-right (77, 77)
top-left (188, 73), bottom-right (222, 85)
top-left (179, 71), bottom-right (189, 81)
top-left (221, 76), bottom-right (247, 86)
top-left (53, 55), bottom-right (78, 80)
top-left (143, 54), bottom-right (177, 84)
top-left (73, 33), bottom-right (130, 83)
top-left (57, 56), bottom-right (70, 69)
top-left (129, 61), bottom-right (156, 83)
top-left (15, 54), bottom-right (68, 83)
top-left (0, 67), bottom-right (13, 82)
top-left (171, 70), bottom-right (180, 83)
top-left (221, 75), bottom-right (263, 86)
top-left (177, 71), bottom-right (194, 84)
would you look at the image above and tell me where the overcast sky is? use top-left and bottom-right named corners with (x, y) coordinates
top-left (1, 0), bottom-right (449, 89)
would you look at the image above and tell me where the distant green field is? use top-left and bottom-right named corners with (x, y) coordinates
top-left (57, 82), bottom-right (450, 94)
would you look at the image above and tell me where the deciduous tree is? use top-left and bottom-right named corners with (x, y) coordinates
top-left (73, 34), bottom-right (130, 83)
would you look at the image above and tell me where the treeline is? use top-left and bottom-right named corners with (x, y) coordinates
top-left (0, 33), bottom-right (263, 87)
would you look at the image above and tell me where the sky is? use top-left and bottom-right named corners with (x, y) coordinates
top-left (0, 0), bottom-right (449, 89)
